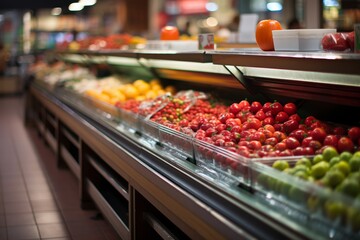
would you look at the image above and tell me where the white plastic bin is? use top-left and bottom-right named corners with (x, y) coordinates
top-left (272, 29), bottom-right (336, 51)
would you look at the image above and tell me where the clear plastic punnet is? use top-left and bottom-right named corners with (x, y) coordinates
top-left (159, 125), bottom-right (194, 159)
top-left (250, 157), bottom-right (360, 239)
top-left (193, 139), bottom-right (252, 186)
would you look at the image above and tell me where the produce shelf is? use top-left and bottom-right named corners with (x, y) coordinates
top-left (29, 47), bottom-right (360, 240)
top-left (212, 50), bottom-right (360, 75)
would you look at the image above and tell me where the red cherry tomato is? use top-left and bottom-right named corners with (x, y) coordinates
top-left (239, 100), bottom-right (250, 110)
top-left (255, 110), bottom-right (266, 121)
top-left (275, 111), bottom-right (289, 123)
top-left (348, 127), bottom-right (360, 141)
top-left (310, 127), bottom-right (327, 142)
top-left (250, 101), bottom-right (263, 113)
top-left (270, 102), bottom-right (283, 116)
top-left (283, 119), bottom-right (299, 134)
top-left (283, 103), bottom-right (297, 116)
top-left (229, 103), bottom-right (241, 115)
top-left (338, 137), bottom-right (354, 152)
top-left (285, 137), bottom-right (300, 150)
top-left (305, 116), bottom-right (317, 127)
top-left (289, 129), bottom-right (308, 142)
top-left (323, 135), bottom-right (339, 148)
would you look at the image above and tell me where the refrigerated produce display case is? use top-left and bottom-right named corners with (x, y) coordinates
top-left (25, 49), bottom-right (360, 240)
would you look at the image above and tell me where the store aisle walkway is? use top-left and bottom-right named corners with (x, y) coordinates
top-left (0, 96), bottom-right (120, 240)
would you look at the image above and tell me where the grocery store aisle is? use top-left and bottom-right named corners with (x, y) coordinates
top-left (0, 96), bottom-right (120, 240)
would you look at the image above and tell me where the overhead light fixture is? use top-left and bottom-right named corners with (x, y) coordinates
top-left (51, 7), bottom-right (62, 16)
top-left (267, 2), bottom-right (283, 12)
top-left (205, 2), bottom-right (218, 12)
top-left (206, 17), bottom-right (218, 27)
top-left (69, 2), bottom-right (84, 11)
top-left (79, 0), bottom-right (97, 6)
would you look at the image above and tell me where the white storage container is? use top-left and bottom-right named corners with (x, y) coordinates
top-left (272, 29), bottom-right (336, 51)
top-left (272, 29), bottom-right (299, 51)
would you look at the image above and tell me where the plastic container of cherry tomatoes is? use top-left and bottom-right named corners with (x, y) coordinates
top-left (137, 94), bottom-right (172, 141)
top-left (193, 139), bottom-right (252, 186)
top-left (159, 126), bottom-right (194, 159)
top-left (119, 109), bottom-right (140, 132)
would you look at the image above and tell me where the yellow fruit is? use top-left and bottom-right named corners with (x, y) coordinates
top-left (123, 85), bottom-right (139, 99)
top-left (151, 84), bottom-right (162, 91)
top-left (97, 93), bottom-right (111, 102)
top-left (135, 82), bottom-right (151, 95)
top-left (102, 89), bottom-right (121, 98)
top-left (156, 89), bottom-right (166, 96)
top-left (84, 89), bottom-right (98, 97)
top-left (117, 85), bottom-right (126, 93)
top-left (133, 79), bottom-right (147, 87)
top-left (110, 98), bottom-right (119, 105)
top-left (135, 95), bottom-right (146, 101)
top-left (112, 92), bottom-right (126, 102)
top-left (150, 79), bottom-right (161, 86)
top-left (145, 90), bottom-right (157, 99)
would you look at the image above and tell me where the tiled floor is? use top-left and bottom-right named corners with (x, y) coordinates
top-left (0, 96), bottom-right (120, 240)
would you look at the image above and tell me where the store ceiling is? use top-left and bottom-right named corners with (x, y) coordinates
top-left (0, 0), bottom-right (74, 11)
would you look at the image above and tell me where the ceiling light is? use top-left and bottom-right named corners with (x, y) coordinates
top-left (205, 2), bottom-right (218, 12)
top-left (69, 2), bottom-right (84, 11)
top-left (323, 0), bottom-right (339, 7)
top-left (79, 0), bottom-right (97, 6)
top-left (266, 2), bottom-right (283, 11)
top-left (206, 17), bottom-right (218, 27)
top-left (51, 7), bottom-right (62, 16)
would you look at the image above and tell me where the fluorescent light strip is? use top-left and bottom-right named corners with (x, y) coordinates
top-left (69, 2), bottom-right (84, 11)
top-left (80, 0), bottom-right (97, 6)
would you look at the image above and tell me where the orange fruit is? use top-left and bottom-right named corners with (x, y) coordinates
top-left (123, 85), bottom-right (139, 99)
top-left (255, 19), bottom-right (282, 51)
top-left (160, 26), bottom-right (179, 40)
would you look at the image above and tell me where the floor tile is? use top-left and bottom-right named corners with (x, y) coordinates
top-left (1, 179), bottom-right (24, 187)
top-left (4, 202), bottom-right (32, 214)
top-left (5, 213), bottom-right (35, 227)
top-left (1, 184), bottom-right (26, 193)
top-left (31, 200), bottom-right (58, 212)
top-left (7, 225), bottom-right (40, 240)
top-left (0, 215), bottom-right (5, 227)
top-left (0, 227), bottom-right (7, 240)
top-left (28, 191), bottom-right (54, 201)
top-left (38, 223), bottom-right (68, 238)
top-left (26, 184), bottom-right (50, 192)
top-left (3, 191), bottom-right (29, 203)
top-left (34, 211), bottom-right (63, 224)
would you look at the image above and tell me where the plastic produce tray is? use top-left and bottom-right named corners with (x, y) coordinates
top-left (250, 157), bottom-right (360, 239)
top-left (139, 117), bottom-right (160, 141)
top-left (193, 139), bottom-right (252, 186)
top-left (159, 126), bottom-right (194, 159)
